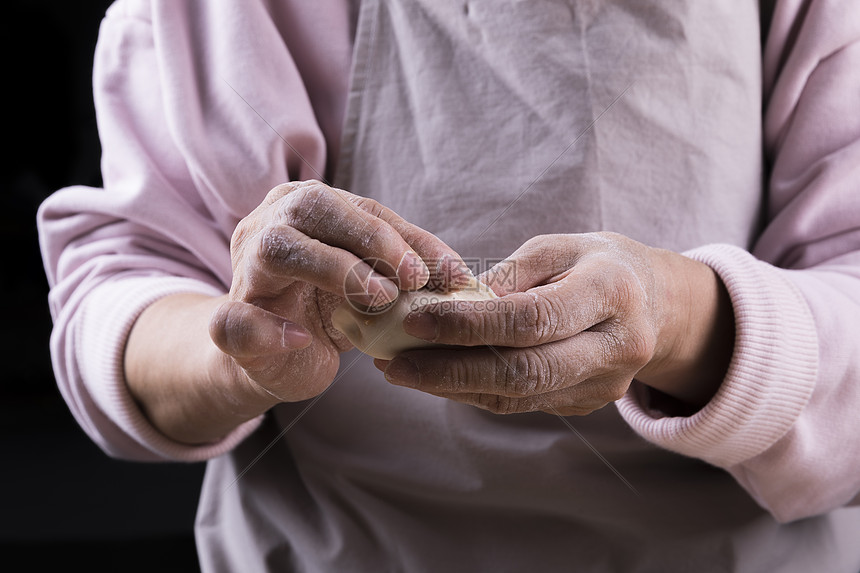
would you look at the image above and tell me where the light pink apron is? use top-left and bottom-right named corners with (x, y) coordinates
top-left (199, 3), bottom-right (842, 571)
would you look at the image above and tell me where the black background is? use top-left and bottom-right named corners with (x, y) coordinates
top-left (2, 2), bottom-right (204, 570)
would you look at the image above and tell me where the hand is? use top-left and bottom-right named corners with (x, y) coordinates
top-left (207, 180), bottom-right (466, 404)
top-left (377, 232), bottom-right (735, 416)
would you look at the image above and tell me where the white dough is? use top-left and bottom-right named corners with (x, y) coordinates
top-left (331, 277), bottom-right (497, 360)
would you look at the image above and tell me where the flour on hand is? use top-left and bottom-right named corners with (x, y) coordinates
top-left (331, 277), bottom-right (497, 359)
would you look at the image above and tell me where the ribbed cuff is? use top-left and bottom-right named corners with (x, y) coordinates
top-left (76, 275), bottom-right (263, 462)
top-left (616, 244), bottom-right (818, 468)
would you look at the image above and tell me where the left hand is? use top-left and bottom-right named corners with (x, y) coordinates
top-left (376, 232), bottom-right (735, 415)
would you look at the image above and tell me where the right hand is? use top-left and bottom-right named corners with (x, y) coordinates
top-left (207, 180), bottom-right (466, 404)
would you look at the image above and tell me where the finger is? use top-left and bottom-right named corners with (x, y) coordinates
top-left (248, 223), bottom-right (400, 307)
top-left (373, 358), bottom-right (390, 372)
top-left (403, 258), bottom-right (626, 347)
top-left (209, 299), bottom-right (341, 399)
top-left (344, 193), bottom-right (472, 291)
top-left (277, 182), bottom-right (431, 289)
top-left (476, 234), bottom-right (580, 296)
top-left (209, 300), bottom-right (312, 359)
top-left (261, 179), bottom-right (322, 206)
top-left (383, 333), bottom-right (616, 397)
top-left (428, 385), bottom-right (612, 416)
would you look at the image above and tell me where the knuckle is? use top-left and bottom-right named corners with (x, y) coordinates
top-left (284, 184), bottom-right (332, 231)
top-left (581, 273), bottom-right (613, 322)
top-left (429, 301), bottom-right (492, 346)
top-left (599, 328), bottom-right (624, 364)
top-left (479, 394), bottom-right (520, 415)
top-left (264, 182), bottom-right (295, 204)
top-left (258, 226), bottom-right (302, 269)
top-left (513, 294), bottom-right (558, 345)
top-left (601, 326), bottom-right (654, 369)
top-left (446, 359), bottom-right (471, 393)
top-left (360, 218), bottom-right (389, 250)
top-left (504, 350), bottom-right (553, 396)
top-left (351, 195), bottom-right (386, 219)
top-left (230, 218), bottom-right (255, 256)
top-left (265, 180), bottom-right (321, 205)
top-left (624, 327), bottom-right (655, 369)
top-left (469, 304), bottom-right (508, 345)
top-left (603, 268), bottom-right (649, 319)
top-left (589, 262), bottom-right (637, 317)
top-left (500, 356), bottom-right (528, 396)
top-left (614, 276), bottom-right (641, 311)
top-left (600, 274), bottom-right (629, 314)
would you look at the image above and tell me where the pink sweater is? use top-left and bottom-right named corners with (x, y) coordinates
top-left (38, 0), bottom-right (860, 569)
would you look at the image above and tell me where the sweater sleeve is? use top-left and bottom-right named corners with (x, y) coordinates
top-left (37, 0), bottom-right (344, 461)
top-left (617, 0), bottom-right (860, 523)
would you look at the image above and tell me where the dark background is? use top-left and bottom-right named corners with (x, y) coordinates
top-left (2, 2), bottom-right (205, 570)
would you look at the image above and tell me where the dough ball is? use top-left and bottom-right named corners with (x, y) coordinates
top-left (331, 277), bottom-right (497, 360)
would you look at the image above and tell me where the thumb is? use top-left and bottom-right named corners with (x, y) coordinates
top-left (209, 300), bottom-right (312, 359)
top-left (479, 234), bottom-right (591, 296)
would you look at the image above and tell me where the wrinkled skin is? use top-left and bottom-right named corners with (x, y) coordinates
top-left (376, 232), bottom-right (733, 415)
top-left (207, 180), bottom-right (469, 403)
top-left (127, 183), bottom-right (730, 445)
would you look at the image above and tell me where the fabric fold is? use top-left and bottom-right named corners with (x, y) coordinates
top-left (71, 275), bottom-right (263, 461)
top-left (617, 244), bottom-right (818, 468)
